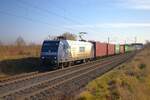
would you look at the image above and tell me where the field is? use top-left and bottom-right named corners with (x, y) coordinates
top-left (0, 45), bottom-right (41, 78)
top-left (77, 45), bottom-right (150, 100)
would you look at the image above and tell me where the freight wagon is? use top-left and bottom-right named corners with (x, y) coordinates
top-left (131, 43), bottom-right (144, 50)
top-left (91, 42), bottom-right (108, 58)
top-left (120, 45), bottom-right (125, 54)
top-left (125, 44), bottom-right (134, 52)
top-left (115, 44), bottom-right (120, 54)
top-left (108, 44), bottom-right (115, 55)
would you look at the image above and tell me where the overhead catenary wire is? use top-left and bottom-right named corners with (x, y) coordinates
top-left (45, 0), bottom-right (101, 34)
top-left (16, 0), bottom-right (82, 24)
top-left (0, 9), bottom-right (80, 33)
top-left (16, 0), bottom-right (99, 34)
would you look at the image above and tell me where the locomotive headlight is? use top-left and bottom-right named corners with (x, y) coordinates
top-left (54, 57), bottom-right (57, 59)
top-left (41, 56), bottom-right (45, 59)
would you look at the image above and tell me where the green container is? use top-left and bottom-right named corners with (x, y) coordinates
top-left (115, 44), bottom-right (120, 54)
top-left (125, 44), bottom-right (134, 52)
top-left (125, 45), bottom-right (130, 52)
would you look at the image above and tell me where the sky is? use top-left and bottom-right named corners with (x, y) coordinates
top-left (0, 0), bottom-right (150, 44)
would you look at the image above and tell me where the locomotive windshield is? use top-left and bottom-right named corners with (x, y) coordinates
top-left (41, 41), bottom-right (59, 53)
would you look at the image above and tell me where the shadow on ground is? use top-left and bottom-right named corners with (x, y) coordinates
top-left (0, 57), bottom-right (41, 75)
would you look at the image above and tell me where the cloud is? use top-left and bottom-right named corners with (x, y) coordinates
top-left (64, 23), bottom-right (150, 28)
top-left (117, 0), bottom-right (150, 10)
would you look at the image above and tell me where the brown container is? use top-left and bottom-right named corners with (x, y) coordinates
top-left (108, 44), bottom-right (115, 55)
top-left (95, 42), bottom-right (108, 57)
top-left (90, 41), bottom-right (108, 58)
top-left (120, 45), bottom-right (125, 53)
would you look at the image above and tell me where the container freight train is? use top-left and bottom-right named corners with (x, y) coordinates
top-left (40, 40), bottom-right (135, 69)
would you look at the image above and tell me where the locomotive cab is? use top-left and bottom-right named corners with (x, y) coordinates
top-left (40, 40), bottom-right (59, 66)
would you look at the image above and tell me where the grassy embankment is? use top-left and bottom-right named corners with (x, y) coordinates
top-left (0, 45), bottom-right (41, 78)
top-left (78, 46), bottom-right (150, 100)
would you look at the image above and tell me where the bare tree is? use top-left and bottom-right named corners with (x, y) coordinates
top-left (29, 42), bottom-right (36, 46)
top-left (61, 32), bottom-right (77, 40)
top-left (15, 36), bottom-right (26, 46)
top-left (0, 40), bottom-right (3, 46)
top-left (47, 35), bottom-right (58, 40)
top-left (145, 40), bottom-right (150, 47)
top-left (146, 40), bottom-right (150, 44)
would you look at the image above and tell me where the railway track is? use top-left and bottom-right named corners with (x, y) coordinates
top-left (0, 54), bottom-right (119, 90)
top-left (0, 52), bottom-right (135, 100)
top-left (0, 72), bottom-right (38, 83)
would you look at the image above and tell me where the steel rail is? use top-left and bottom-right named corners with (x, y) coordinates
top-left (0, 53), bottom-right (134, 100)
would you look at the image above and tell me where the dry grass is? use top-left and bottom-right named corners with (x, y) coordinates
top-left (77, 46), bottom-right (150, 100)
top-left (0, 45), bottom-right (41, 78)
top-left (0, 45), bottom-right (41, 60)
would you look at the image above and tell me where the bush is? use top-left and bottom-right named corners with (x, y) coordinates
top-left (139, 63), bottom-right (146, 70)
